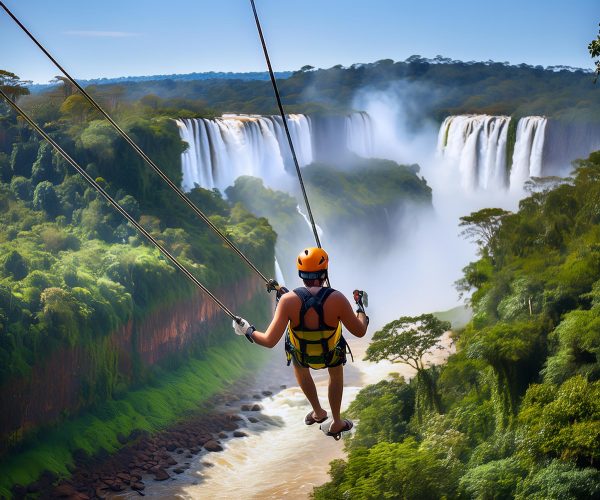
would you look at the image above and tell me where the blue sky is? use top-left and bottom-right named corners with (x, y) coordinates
top-left (1, 0), bottom-right (598, 84)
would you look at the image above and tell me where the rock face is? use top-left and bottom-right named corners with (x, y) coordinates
top-left (0, 276), bottom-right (264, 449)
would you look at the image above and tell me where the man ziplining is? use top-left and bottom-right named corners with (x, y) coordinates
top-left (233, 247), bottom-right (369, 440)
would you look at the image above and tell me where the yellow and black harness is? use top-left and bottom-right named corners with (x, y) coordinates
top-left (285, 287), bottom-right (353, 370)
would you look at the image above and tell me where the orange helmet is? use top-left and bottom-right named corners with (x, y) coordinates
top-left (297, 247), bottom-right (329, 280)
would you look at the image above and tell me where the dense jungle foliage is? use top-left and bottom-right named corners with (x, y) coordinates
top-left (24, 57), bottom-right (599, 122)
top-left (0, 97), bottom-right (276, 387)
top-left (313, 152), bottom-right (600, 499)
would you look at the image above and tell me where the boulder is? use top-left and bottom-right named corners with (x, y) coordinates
top-left (222, 421), bottom-right (239, 432)
top-left (153, 468), bottom-right (170, 481)
top-left (233, 431), bottom-right (248, 438)
top-left (109, 482), bottom-right (126, 492)
top-left (116, 472), bottom-right (131, 483)
top-left (95, 488), bottom-right (107, 499)
top-left (250, 404), bottom-right (261, 411)
top-left (203, 440), bottom-right (223, 452)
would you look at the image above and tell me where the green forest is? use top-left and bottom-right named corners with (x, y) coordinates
top-left (313, 152), bottom-right (600, 499)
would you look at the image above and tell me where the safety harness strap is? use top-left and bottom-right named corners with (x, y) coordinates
top-left (294, 287), bottom-right (336, 330)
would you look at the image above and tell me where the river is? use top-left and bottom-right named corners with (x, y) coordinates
top-left (112, 323), bottom-right (453, 499)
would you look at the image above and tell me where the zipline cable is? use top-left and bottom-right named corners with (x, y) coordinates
top-left (0, 88), bottom-right (238, 321)
top-left (249, 0), bottom-right (322, 250)
top-left (0, 0), bottom-right (270, 285)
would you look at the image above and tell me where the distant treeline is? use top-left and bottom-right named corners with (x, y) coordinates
top-left (28, 71), bottom-right (293, 93)
top-left (24, 56), bottom-right (599, 122)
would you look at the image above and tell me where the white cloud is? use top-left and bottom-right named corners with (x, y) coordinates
top-left (64, 31), bottom-right (141, 38)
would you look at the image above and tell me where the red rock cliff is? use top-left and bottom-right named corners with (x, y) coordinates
top-left (0, 274), bottom-right (266, 451)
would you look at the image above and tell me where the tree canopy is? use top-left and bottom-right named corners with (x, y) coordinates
top-left (0, 70), bottom-right (30, 104)
top-left (589, 22), bottom-right (600, 81)
top-left (365, 314), bottom-right (450, 371)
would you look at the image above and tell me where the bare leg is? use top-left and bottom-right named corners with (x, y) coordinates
top-left (293, 362), bottom-right (327, 420)
top-left (327, 364), bottom-right (345, 432)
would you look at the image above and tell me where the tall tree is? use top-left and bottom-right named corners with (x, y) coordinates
top-left (0, 70), bottom-right (31, 103)
top-left (459, 207), bottom-right (511, 257)
top-left (50, 76), bottom-right (76, 100)
top-left (365, 314), bottom-right (450, 412)
top-left (589, 22), bottom-right (600, 82)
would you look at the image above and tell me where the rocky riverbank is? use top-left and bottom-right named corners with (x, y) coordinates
top-left (9, 382), bottom-right (287, 499)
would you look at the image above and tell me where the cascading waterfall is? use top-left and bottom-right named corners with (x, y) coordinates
top-left (346, 111), bottom-right (374, 157)
top-left (438, 115), bottom-right (549, 191)
top-left (176, 114), bottom-right (312, 192)
top-left (176, 113), bottom-right (374, 192)
top-left (274, 257), bottom-right (285, 286)
top-left (509, 116), bottom-right (548, 190)
top-left (437, 115), bottom-right (511, 190)
top-left (296, 204), bottom-right (324, 239)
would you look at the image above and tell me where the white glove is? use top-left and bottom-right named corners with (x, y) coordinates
top-left (233, 317), bottom-right (255, 342)
top-left (233, 317), bottom-right (250, 336)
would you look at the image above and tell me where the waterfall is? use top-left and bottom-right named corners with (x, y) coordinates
top-left (274, 258), bottom-right (285, 286)
top-left (437, 115), bottom-right (511, 190)
top-left (296, 204), bottom-right (324, 239)
top-left (347, 111), bottom-right (374, 157)
top-left (177, 113), bottom-right (373, 192)
top-left (438, 115), bottom-right (549, 191)
top-left (509, 116), bottom-right (548, 191)
top-left (176, 114), bottom-right (308, 192)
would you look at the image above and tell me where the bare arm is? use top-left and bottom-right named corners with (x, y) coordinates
top-left (336, 292), bottom-right (368, 338)
top-left (250, 293), bottom-right (293, 348)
